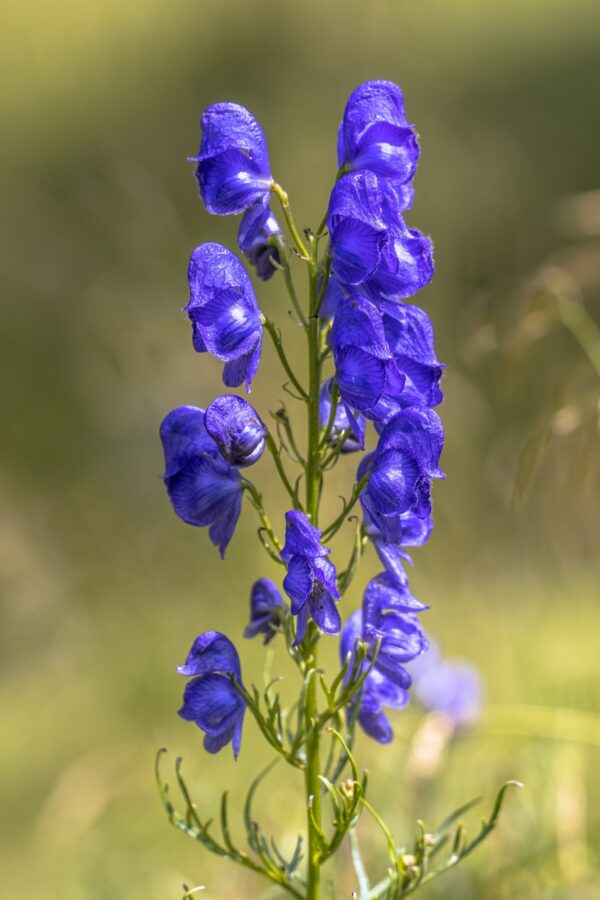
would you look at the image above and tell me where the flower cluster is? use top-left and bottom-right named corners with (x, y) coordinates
top-left (161, 80), bottom-right (450, 756)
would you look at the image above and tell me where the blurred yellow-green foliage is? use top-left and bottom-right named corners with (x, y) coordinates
top-left (2, 1), bottom-right (600, 897)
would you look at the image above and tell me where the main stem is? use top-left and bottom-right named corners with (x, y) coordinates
top-left (304, 241), bottom-right (323, 900)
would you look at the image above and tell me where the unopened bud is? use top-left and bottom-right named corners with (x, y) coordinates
top-left (339, 778), bottom-right (355, 800)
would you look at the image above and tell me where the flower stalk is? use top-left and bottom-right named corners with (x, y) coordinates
top-left (156, 81), bottom-right (519, 899)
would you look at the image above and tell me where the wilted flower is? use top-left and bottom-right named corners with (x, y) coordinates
top-left (185, 242), bottom-right (263, 391)
top-left (337, 80), bottom-right (420, 181)
top-left (244, 578), bottom-right (287, 644)
top-left (191, 102), bottom-right (273, 216)
top-left (281, 510), bottom-right (341, 645)
top-left (178, 631), bottom-right (246, 758)
top-left (204, 395), bottom-right (267, 468)
top-left (160, 406), bottom-right (242, 557)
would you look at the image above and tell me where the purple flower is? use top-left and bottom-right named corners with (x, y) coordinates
top-left (319, 378), bottom-right (364, 454)
top-left (238, 206), bottom-right (282, 281)
top-left (191, 103), bottom-right (272, 216)
top-left (328, 172), bottom-right (433, 304)
top-left (204, 395), bottom-right (266, 468)
top-left (408, 642), bottom-right (483, 728)
top-left (361, 407), bottom-right (444, 540)
top-left (185, 243), bottom-right (263, 391)
top-left (340, 572), bottom-right (428, 743)
top-left (244, 578), bottom-right (287, 644)
top-left (160, 406), bottom-right (242, 557)
top-left (338, 81), bottom-right (420, 182)
top-left (280, 510), bottom-right (341, 645)
top-left (330, 294), bottom-right (404, 443)
top-left (178, 631), bottom-right (246, 758)
top-left (340, 610), bottom-right (409, 744)
top-left (378, 305), bottom-right (444, 415)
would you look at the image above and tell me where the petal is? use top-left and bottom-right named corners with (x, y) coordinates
top-left (352, 122), bottom-right (419, 181)
top-left (237, 197), bottom-right (271, 252)
top-left (309, 589), bottom-right (341, 636)
top-left (358, 707), bottom-right (394, 743)
top-left (340, 609), bottom-right (363, 663)
top-left (331, 294), bottom-right (392, 359)
top-left (378, 408), bottom-right (445, 478)
top-left (165, 455), bottom-right (242, 529)
top-left (330, 216), bottom-right (385, 286)
top-left (198, 102), bottom-right (270, 175)
top-left (365, 227), bottom-right (435, 303)
top-left (293, 604), bottom-right (310, 646)
top-left (208, 491), bottom-right (242, 557)
top-left (312, 556), bottom-right (340, 600)
top-left (159, 406), bottom-right (213, 478)
top-left (281, 510), bottom-right (326, 561)
top-left (179, 673), bottom-right (241, 729)
top-left (339, 81), bottom-right (410, 168)
top-left (222, 336), bottom-right (262, 392)
top-left (283, 556), bottom-right (312, 614)
top-left (363, 573), bottom-right (428, 618)
top-left (335, 345), bottom-right (387, 412)
top-left (177, 631), bottom-right (241, 678)
top-left (186, 243), bottom-right (259, 319)
top-left (365, 448), bottom-right (421, 519)
top-left (189, 290), bottom-right (262, 361)
top-left (196, 149), bottom-right (272, 215)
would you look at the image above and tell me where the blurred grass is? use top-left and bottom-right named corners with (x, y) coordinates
top-left (1, 0), bottom-right (600, 897)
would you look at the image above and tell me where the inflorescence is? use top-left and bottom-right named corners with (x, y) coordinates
top-left (156, 80), bottom-right (515, 900)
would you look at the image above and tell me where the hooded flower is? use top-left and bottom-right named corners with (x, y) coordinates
top-left (204, 395), bottom-right (267, 468)
top-left (361, 407), bottom-right (444, 540)
top-left (185, 242), bottom-right (263, 391)
top-left (238, 206), bottom-right (282, 281)
top-left (327, 172), bottom-right (433, 305)
top-left (337, 80), bottom-right (420, 182)
top-left (330, 293), bottom-right (405, 444)
top-left (340, 573), bottom-right (428, 743)
top-left (191, 102), bottom-right (273, 216)
top-left (160, 406), bottom-right (243, 557)
top-left (178, 631), bottom-right (246, 758)
top-left (364, 508), bottom-right (434, 583)
top-left (244, 578), bottom-right (287, 644)
top-left (280, 510), bottom-right (341, 645)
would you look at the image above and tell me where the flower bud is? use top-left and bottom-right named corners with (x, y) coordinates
top-left (205, 395), bottom-right (267, 468)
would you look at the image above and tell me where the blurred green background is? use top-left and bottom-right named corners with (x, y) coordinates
top-left (2, 0), bottom-right (600, 897)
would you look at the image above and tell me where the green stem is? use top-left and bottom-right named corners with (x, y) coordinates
top-left (272, 182), bottom-right (310, 259)
top-left (266, 434), bottom-right (301, 507)
top-left (304, 236), bottom-right (323, 900)
top-left (264, 319), bottom-right (308, 401)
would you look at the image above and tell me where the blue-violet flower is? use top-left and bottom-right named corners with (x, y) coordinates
top-left (185, 242), bottom-right (263, 391)
top-left (191, 102), bottom-right (272, 216)
top-left (160, 406), bottom-right (242, 557)
top-left (280, 510), bottom-right (341, 645)
top-left (178, 631), bottom-right (246, 758)
top-left (244, 578), bottom-right (287, 644)
top-left (338, 80), bottom-right (420, 182)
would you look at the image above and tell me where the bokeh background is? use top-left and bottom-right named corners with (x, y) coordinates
top-left (2, 1), bottom-right (600, 897)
